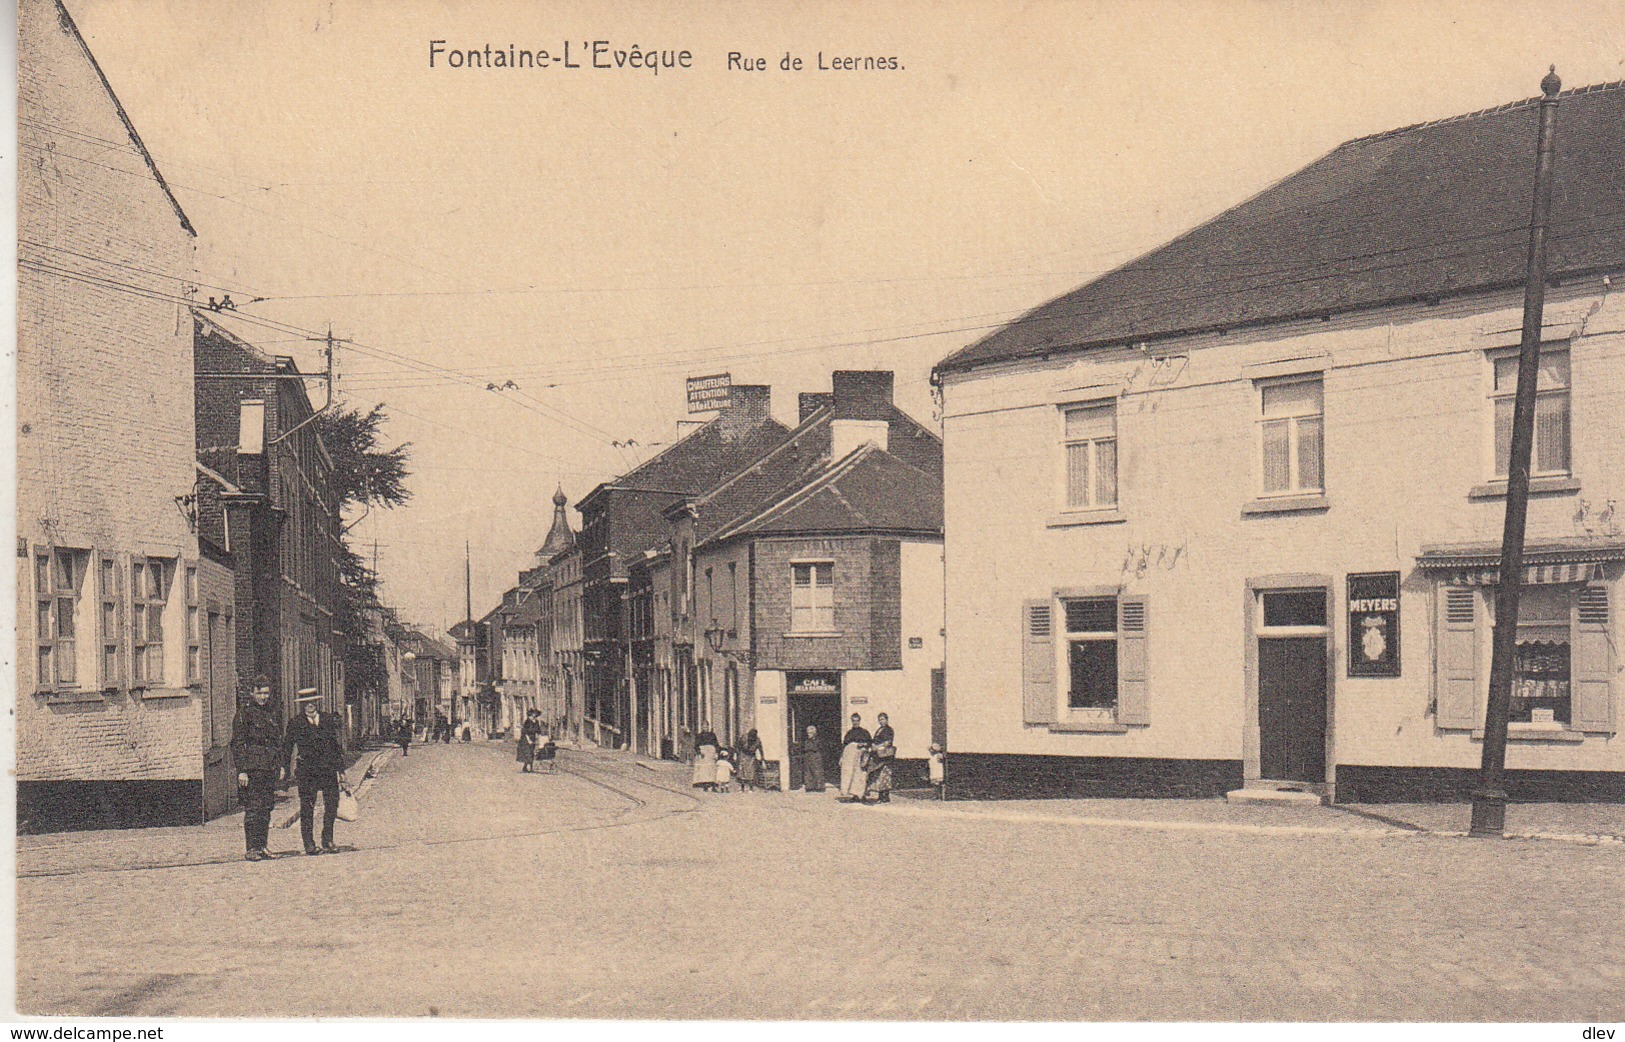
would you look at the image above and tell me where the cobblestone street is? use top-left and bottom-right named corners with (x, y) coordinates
top-left (17, 741), bottom-right (1625, 1020)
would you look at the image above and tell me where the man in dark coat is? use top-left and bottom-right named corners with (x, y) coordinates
top-left (283, 688), bottom-right (348, 855)
top-left (230, 675), bottom-right (283, 861)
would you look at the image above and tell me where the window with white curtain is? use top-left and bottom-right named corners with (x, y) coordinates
top-left (1061, 402), bottom-right (1117, 510)
top-left (1258, 376), bottom-right (1324, 495)
top-left (1490, 347), bottom-right (1569, 479)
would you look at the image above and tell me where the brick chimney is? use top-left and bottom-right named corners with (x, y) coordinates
top-left (798, 392), bottom-right (833, 426)
top-left (718, 384), bottom-right (771, 443)
top-left (829, 370), bottom-right (892, 459)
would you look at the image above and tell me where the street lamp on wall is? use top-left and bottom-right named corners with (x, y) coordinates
top-left (703, 624), bottom-right (745, 663)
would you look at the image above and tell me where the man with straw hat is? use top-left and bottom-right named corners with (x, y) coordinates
top-left (282, 688), bottom-right (348, 855)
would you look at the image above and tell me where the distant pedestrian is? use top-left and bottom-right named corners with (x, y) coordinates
top-left (928, 742), bottom-right (946, 800)
top-left (461, 726), bottom-right (471, 743)
top-left (518, 710), bottom-right (540, 773)
top-left (536, 725), bottom-right (557, 773)
top-left (691, 728), bottom-right (719, 790)
top-left (866, 712), bottom-right (896, 803)
top-left (714, 748), bottom-right (735, 793)
top-left (396, 718), bottom-right (411, 757)
top-left (735, 729), bottom-right (764, 792)
top-left (283, 689), bottom-right (348, 855)
top-left (230, 675), bottom-right (283, 861)
top-left (798, 725), bottom-right (826, 793)
top-left (839, 714), bottom-right (871, 802)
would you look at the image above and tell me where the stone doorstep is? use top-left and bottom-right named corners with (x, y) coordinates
top-left (1225, 783), bottom-right (1327, 805)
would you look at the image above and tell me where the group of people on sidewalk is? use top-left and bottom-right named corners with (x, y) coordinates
top-left (688, 711), bottom-right (941, 802)
top-left (229, 676), bottom-right (351, 861)
top-left (689, 728), bottom-right (766, 792)
top-left (827, 711), bottom-right (896, 803)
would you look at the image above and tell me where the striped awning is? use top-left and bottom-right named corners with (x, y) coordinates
top-left (1418, 540), bottom-right (1625, 586)
top-left (1441, 562), bottom-right (1603, 586)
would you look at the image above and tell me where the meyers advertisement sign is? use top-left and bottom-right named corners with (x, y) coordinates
top-left (1347, 572), bottom-right (1400, 677)
top-left (686, 373), bottom-right (732, 413)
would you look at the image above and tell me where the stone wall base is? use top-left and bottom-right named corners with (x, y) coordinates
top-left (1333, 765), bottom-right (1625, 804)
top-left (18, 780), bottom-right (205, 833)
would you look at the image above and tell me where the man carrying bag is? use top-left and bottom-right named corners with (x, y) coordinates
top-left (283, 688), bottom-right (349, 855)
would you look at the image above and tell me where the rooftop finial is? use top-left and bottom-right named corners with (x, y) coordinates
top-left (1541, 65), bottom-right (1561, 98)
top-left (553, 483), bottom-right (567, 507)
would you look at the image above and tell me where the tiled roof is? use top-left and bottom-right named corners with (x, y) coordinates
top-left (937, 81), bottom-right (1625, 375)
top-left (690, 404), bottom-right (943, 542)
top-left (599, 415), bottom-right (791, 499)
top-left (709, 444), bottom-right (943, 543)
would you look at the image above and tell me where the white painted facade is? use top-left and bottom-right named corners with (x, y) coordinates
top-left (940, 279), bottom-right (1624, 794)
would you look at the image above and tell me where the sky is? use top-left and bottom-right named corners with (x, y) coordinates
top-left (61, 0), bottom-right (1625, 635)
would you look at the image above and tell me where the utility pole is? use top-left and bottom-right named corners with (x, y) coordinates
top-left (1471, 67), bottom-right (1563, 838)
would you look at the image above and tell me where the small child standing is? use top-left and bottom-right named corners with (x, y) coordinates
top-left (714, 749), bottom-right (735, 793)
top-left (928, 743), bottom-right (946, 800)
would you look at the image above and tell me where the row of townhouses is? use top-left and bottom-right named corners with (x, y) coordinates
top-left (466, 372), bottom-right (947, 790)
top-left (474, 79), bottom-right (1623, 804)
top-left (17, 0), bottom-right (414, 828)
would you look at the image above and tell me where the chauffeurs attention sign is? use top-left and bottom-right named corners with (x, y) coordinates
top-left (1347, 572), bottom-right (1401, 677)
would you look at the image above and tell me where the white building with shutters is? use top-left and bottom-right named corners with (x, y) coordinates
top-left (931, 81), bottom-right (1625, 802)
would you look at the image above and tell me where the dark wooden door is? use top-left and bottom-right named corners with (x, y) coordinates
top-left (787, 694), bottom-right (841, 787)
top-left (1258, 637), bottom-right (1327, 783)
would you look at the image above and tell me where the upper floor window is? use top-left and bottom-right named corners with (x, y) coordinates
top-left (728, 561), bottom-right (739, 634)
top-left (1258, 376), bottom-right (1323, 495)
top-left (790, 561), bottom-right (835, 633)
top-left (1061, 402), bottom-right (1117, 510)
top-left (1490, 347), bottom-right (1569, 479)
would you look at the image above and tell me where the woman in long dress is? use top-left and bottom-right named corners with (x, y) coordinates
top-left (517, 711), bottom-right (539, 773)
top-left (736, 729), bottom-right (764, 791)
top-left (867, 712), bottom-right (896, 803)
top-left (839, 713), bottom-right (871, 802)
top-left (691, 728), bottom-right (719, 789)
top-left (799, 725), bottom-right (826, 792)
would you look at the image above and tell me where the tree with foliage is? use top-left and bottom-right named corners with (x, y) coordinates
top-left (317, 404), bottom-right (411, 720)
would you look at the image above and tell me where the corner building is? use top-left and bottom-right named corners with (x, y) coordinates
top-left (934, 83), bottom-right (1625, 802)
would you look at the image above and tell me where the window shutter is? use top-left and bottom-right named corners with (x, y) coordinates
top-left (1021, 599), bottom-right (1057, 724)
top-left (1116, 596), bottom-right (1150, 725)
top-left (1435, 587), bottom-right (1480, 729)
top-left (1571, 586), bottom-right (1615, 733)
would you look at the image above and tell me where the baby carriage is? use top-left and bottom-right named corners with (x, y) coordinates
top-left (535, 734), bottom-right (558, 773)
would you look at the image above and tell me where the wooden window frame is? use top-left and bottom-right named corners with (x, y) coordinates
top-left (789, 560), bottom-right (836, 634)
top-left (131, 557), bottom-right (171, 689)
top-left (1059, 400), bottom-right (1118, 512)
top-left (1256, 374), bottom-right (1325, 497)
top-left (185, 563), bottom-right (201, 686)
top-left (1487, 345), bottom-right (1570, 481)
top-left (100, 553), bottom-right (125, 690)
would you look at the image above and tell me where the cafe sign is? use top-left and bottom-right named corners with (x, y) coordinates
top-left (1347, 571), bottom-right (1400, 677)
top-left (786, 671), bottom-right (841, 696)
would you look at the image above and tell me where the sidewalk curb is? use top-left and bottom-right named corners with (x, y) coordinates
top-left (871, 801), bottom-right (1418, 839)
top-left (874, 801), bottom-right (1625, 848)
